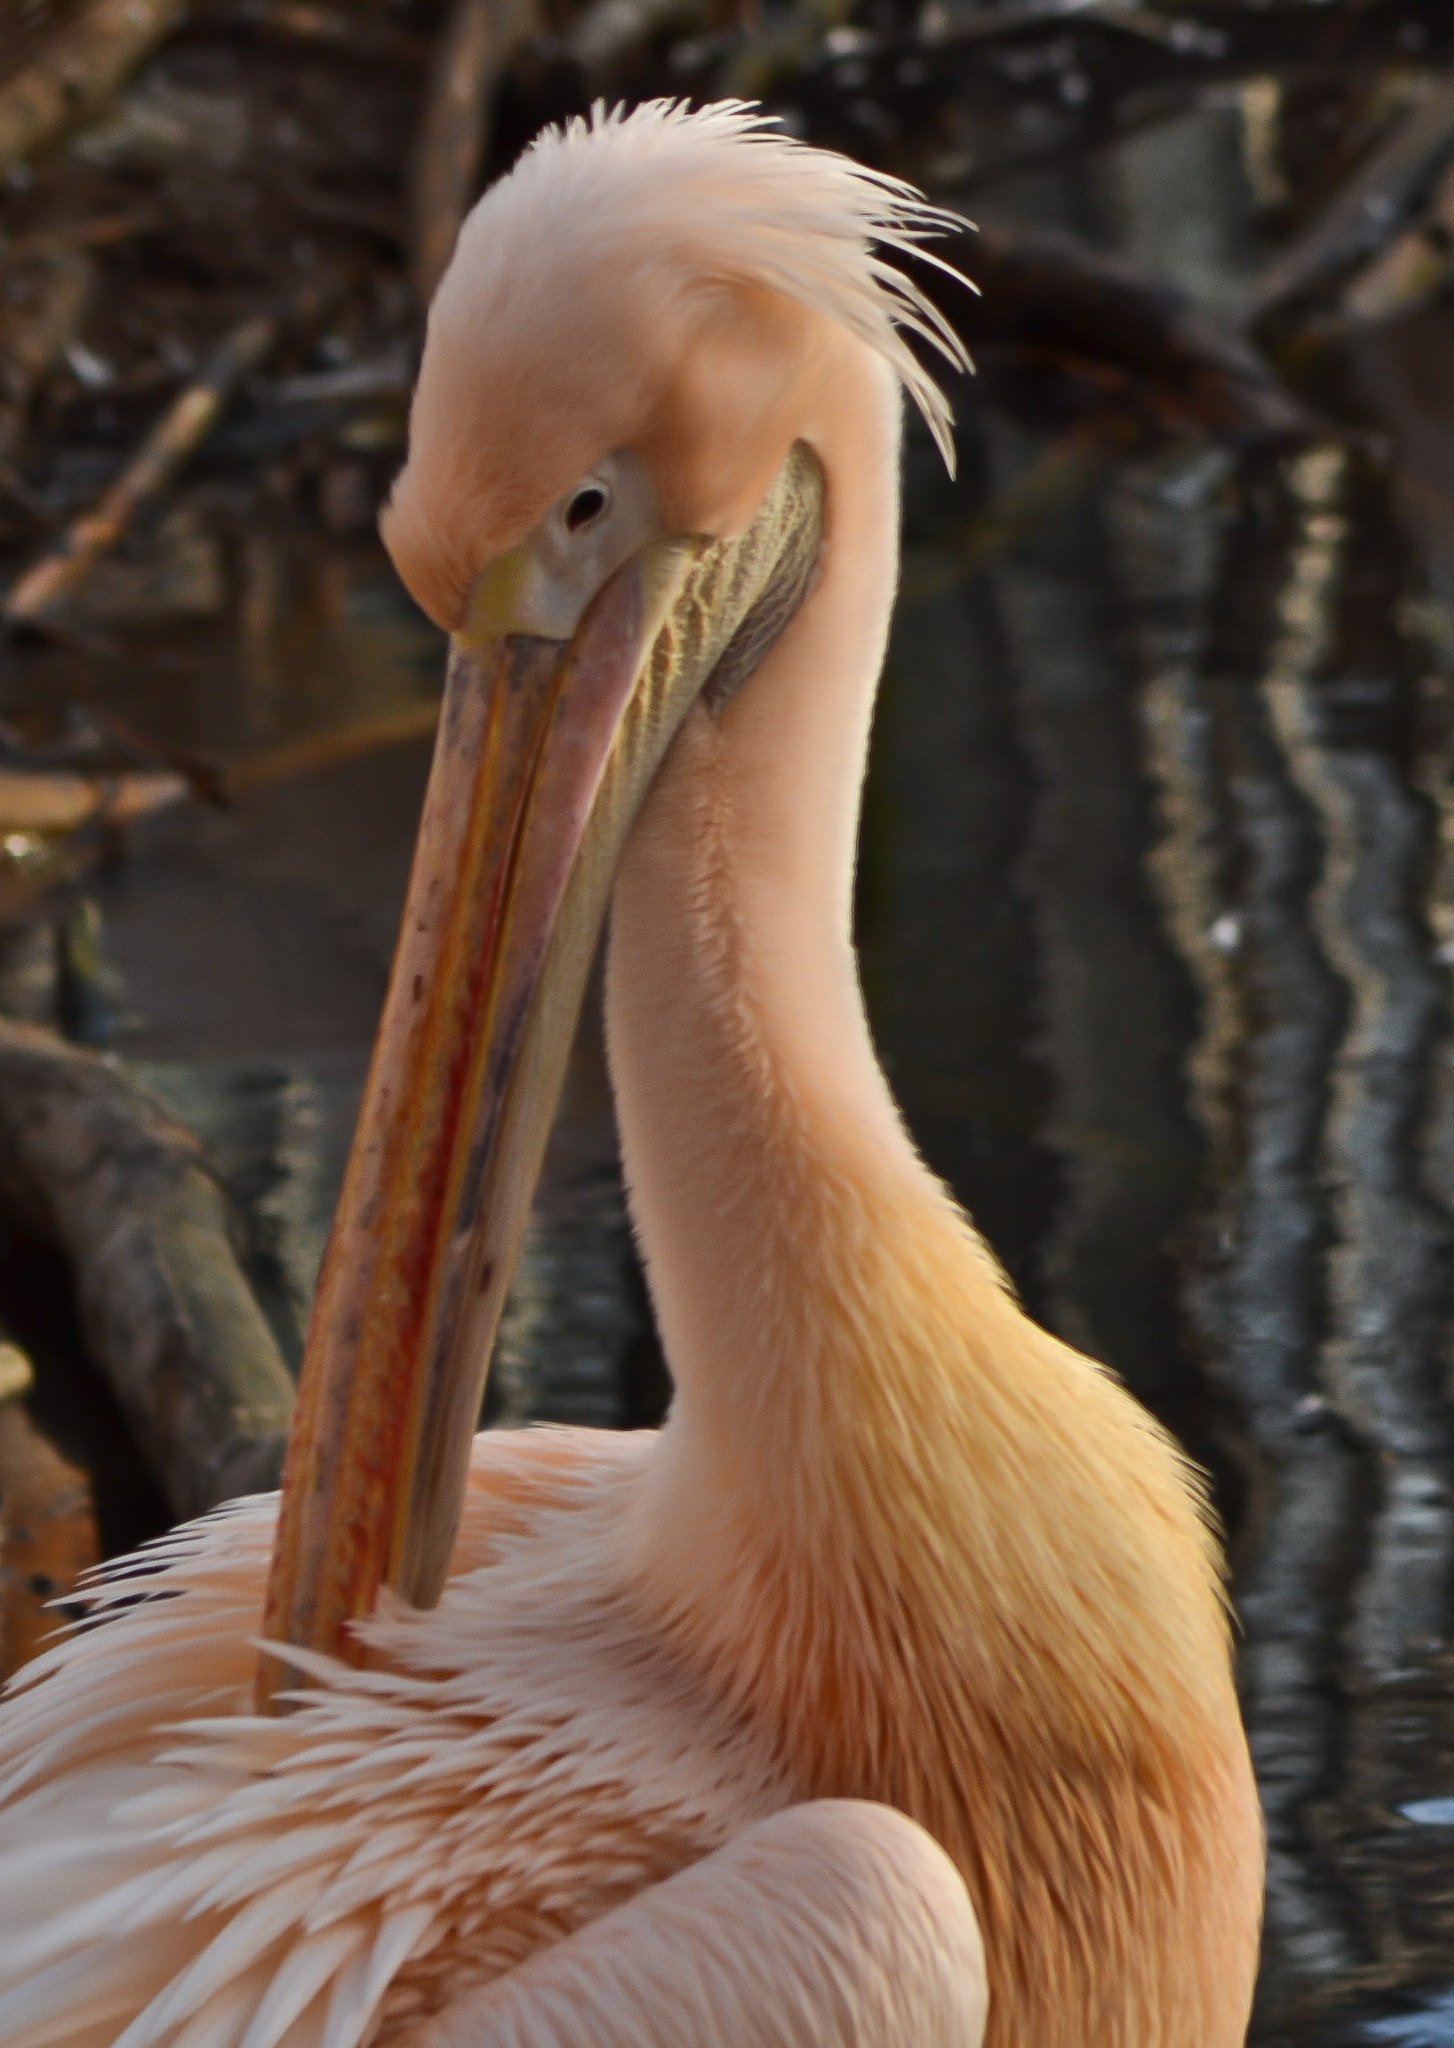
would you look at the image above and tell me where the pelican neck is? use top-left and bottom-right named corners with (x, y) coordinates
top-left (604, 341), bottom-right (949, 1442)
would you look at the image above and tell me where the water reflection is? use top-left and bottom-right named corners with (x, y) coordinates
top-left (878, 335), bottom-right (1454, 2034)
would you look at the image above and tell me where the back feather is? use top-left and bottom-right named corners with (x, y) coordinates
top-left (0, 1436), bottom-right (791, 2048)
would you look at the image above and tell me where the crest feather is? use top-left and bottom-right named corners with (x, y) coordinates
top-left (493, 97), bottom-right (973, 472)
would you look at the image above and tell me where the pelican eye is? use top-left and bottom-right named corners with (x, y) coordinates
top-left (565, 482), bottom-right (610, 534)
top-left (484, 452), bottom-right (659, 639)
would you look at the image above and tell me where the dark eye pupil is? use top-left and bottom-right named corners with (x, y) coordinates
top-left (566, 486), bottom-right (608, 532)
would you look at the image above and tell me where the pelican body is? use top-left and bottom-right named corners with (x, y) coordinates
top-left (0, 102), bottom-right (1263, 2048)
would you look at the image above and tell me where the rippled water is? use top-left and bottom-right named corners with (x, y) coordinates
top-left (882, 414), bottom-right (1454, 2043)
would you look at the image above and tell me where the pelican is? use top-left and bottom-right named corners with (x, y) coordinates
top-left (0, 100), bottom-right (1263, 2048)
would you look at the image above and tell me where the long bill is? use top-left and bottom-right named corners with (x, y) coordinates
top-left (256, 443), bottom-right (824, 1710)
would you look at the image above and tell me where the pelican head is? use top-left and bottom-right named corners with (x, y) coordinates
top-left (258, 101), bottom-right (968, 1702)
top-left (382, 99), bottom-right (961, 623)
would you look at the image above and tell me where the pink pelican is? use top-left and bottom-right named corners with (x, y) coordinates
top-left (0, 99), bottom-right (1263, 2048)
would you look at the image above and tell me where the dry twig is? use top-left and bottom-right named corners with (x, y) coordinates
top-left (227, 702), bottom-right (441, 795)
top-left (1253, 72), bottom-right (1454, 321)
top-left (0, 0), bottom-right (185, 177)
top-left (0, 768), bottom-right (188, 834)
top-left (3, 313), bottom-right (278, 633)
top-left (1331, 147), bottom-right (1454, 329)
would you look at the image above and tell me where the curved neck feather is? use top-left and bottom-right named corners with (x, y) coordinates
top-left (606, 340), bottom-right (940, 1456)
top-left (601, 333), bottom-right (1230, 1734)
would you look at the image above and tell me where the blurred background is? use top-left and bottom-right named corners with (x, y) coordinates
top-left (4, 0), bottom-right (1454, 2037)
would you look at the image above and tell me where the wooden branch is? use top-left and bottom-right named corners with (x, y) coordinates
top-left (938, 222), bottom-right (1319, 447)
top-left (0, 1023), bottom-right (295, 1521)
top-left (1329, 145), bottom-right (1454, 330)
top-left (1253, 72), bottom-right (1454, 321)
top-left (0, 0), bottom-right (185, 178)
top-left (409, 0), bottom-right (539, 306)
top-left (3, 313), bottom-right (278, 633)
top-left (227, 702), bottom-right (440, 794)
top-left (0, 767), bottom-right (188, 833)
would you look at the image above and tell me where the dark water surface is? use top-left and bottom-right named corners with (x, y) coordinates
top-left (10, 82), bottom-right (1454, 2048)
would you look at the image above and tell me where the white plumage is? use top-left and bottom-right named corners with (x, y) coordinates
top-left (0, 1434), bottom-right (797, 2048)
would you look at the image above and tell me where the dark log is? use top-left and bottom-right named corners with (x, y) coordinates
top-left (937, 221), bottom-right (1319, 447)
top-left (0, 1023), bottom-right (294, 1521)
